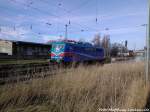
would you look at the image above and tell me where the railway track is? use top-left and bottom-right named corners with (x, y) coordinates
top-left (0, 62), bottom-right (60, 84)
top-left (0, 61), bottom-right (101, 85)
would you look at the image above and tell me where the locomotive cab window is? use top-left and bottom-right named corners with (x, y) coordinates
top-left (52, 44), bottom-right (65, 49)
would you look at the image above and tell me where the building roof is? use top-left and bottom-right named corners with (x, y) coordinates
top-left (0, 39), bottom-right (51, 46)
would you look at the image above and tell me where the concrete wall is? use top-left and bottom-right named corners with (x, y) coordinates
top-left (0, 40), bottom-right (12, 55)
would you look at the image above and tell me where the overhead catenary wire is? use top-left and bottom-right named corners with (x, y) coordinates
top-left (10, 0), bottom-right (102, 35)
top-left (8, 0), bottom-right (58, 36)
top-left (37, 0), bottom-right (99, 31)
top-left (1, 22), bottom-right (145, 39)
top-left (38, 0), bottom-right (91, 15)
top-left (7, 0), bottom-right (144, 40)
top-left (38, 0), bottom-right (91, 31)
top-left (67, 0), bottom-right (91, 14)
top-left (10, 0), bottom-right (60, 18)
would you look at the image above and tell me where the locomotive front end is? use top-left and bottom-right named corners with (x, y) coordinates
top-left (50, 43), bottom-right (65, 63)
top-left (50, 41), bottom-right (74, 63)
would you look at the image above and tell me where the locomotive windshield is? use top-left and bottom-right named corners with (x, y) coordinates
top-left (52, 44), bottom-right (65, 52)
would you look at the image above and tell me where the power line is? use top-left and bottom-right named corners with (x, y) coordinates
top-left (67, 0), bottom-right (91, 14)
top-left (10, 0), bottom-right (100, 33)
top-left (9, 0), bottom-right (142, 39)
top-left (39, 0), bottom-right (91, 15)
top-left (10, 0), bottom-right (60, 18)
top-left (9, 0), bottom-right (63, 36)
top-left (37, 0), bottom-right (98, 31)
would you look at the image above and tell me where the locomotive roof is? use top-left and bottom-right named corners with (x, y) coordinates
top-left (50, 41), bottom-right (103, 49)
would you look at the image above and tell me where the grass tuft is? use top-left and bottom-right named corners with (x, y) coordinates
top-left (0, 62), bottom-right (149, 112)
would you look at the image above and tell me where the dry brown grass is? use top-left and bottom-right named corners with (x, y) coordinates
top-left (0, 62), bottom-right (149, 112)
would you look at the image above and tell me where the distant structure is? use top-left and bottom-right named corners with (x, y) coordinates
top-left (0, 39), bottom-right (12, 55)
top-left (125, 40), bottom-right (128, 48)
top-left (0, 39), bottom-right (51, 59)
top-left (110, 42), bottom-right (128, 57)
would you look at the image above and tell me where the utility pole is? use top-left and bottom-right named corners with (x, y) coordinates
top-left (65, 24), bottom-right (68, 40)
top-left (142, 24), bottom-right (148, 83)
top-left (121, 41), bottom-right (124, 61)
top-left (146, 0), bottom-right (150, 83)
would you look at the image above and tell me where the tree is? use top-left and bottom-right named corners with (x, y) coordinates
top-left (92, 33), bottom-right (101, 47)
top-left (110, 42), bottom-right (128, 57)
top-left (110, 43), bottom-right (119, 57)
top-left (101, 34), bottom-right (110, 49)
top-left (102, 35), bottom-right (111, 57)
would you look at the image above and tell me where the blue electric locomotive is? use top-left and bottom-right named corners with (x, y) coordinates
top-left (49, 40), bottom-right (105, 63)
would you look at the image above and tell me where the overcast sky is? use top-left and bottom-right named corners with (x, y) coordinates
top-left (0, 0), bottom-right (148, 49)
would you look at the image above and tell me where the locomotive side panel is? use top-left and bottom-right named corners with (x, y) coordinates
top-left (50, 41), bottom-right (105, 63)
